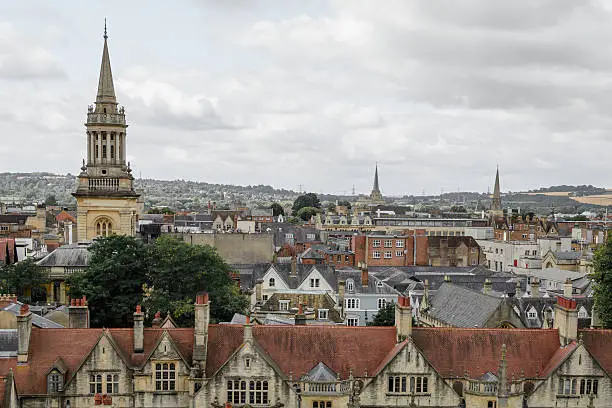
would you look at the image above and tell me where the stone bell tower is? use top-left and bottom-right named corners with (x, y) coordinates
top-left (73, 23), bottom-right (140, 241)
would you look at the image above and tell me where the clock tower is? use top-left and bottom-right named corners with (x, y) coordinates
top-left (73, 25), bottom-right (140, 240)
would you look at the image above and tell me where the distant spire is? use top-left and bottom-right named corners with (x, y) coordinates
top-left (491, 165), bottom-right (501, 211)
top-left (96, 19), bottom-right (116, 105)
top-left (370, 163), bottom-right (383, 202)
top-left (372, 163), bottom-right (380, 194)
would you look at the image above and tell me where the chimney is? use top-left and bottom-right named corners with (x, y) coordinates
top-left (255, 279), bottom-right (263, 303)
top-left (338, 280), bottom-right (345, 313)
top-left (515, 280), bottom-right (522, 298)
top-left (244, 315), bottom-right (253, 343)
top-left (291, 256), bottom-right (297, 275)
top-left (554, 296), bottom-right (578, 346)
top-left (133, 305), bottom-right (144, 353)
top-left (295, 303), bottom-right (306, 326)
top-left (17, 304), bottom-right (32, 363)
top-left (530, 278), bottom-right (540, 298)
top-left (152, 311), bottom-right (162, 328)
top-left (421, 280), bottom-right (430, 311)
top-left (193, 293), bottom-right (210, 369)
top-left (563, 277), bottom-right (573, 298)
top-left (68, 296), bottom-right (89, 328)
top-left (483, 278), bottom-right (492, 295)
top-left (395, 296), bottom-right (412, 342)
top-left (361, 267), bottom-right (369, 287)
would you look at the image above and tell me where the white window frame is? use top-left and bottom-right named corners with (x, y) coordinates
top-left (395, 251), bottom-right (403, 257)
top-left (318, 309), bottom-right (328, 320)
top-left (373, 251), bottom-right (381, 259)
top-left (346, 279), bottom-right (354, 292)
top-left (345, 298), bottom-right (360, 310)
top-left (384, 251), bottom-right (392, 259)
top-left (384, 239), bottom-right (393, 248)
top-left (347, 317), bottom-right (359, 326)
top-left (396, 240), bottom-right (404, 248)
top-left (279, 300), bottom-right (290, 311)
top-left (372, 239), bottom-right (381, 248)
top-left (377, 298), bottom-right (387, 309)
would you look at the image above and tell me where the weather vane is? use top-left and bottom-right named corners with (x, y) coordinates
top-left (104, 18), bottom-right (108, 39)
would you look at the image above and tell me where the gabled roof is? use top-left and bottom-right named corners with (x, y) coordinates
top-left (303, 361), bottom-right (338, 382)
top-left (411, 327), bottom-right (561, 379)
top-left (579, 330), bottom-right (612, 376)
top-left (36, 244), bottom-right (90, 268)
top-left (425, 283), bottom-right (503, 327)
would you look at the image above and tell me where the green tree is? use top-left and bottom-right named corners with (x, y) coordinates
top-left (367, 301), bottom-right (395, 326)
top-left (270, 203), bottom-right (284, 217)
top-left (44, 195), bottom-right (58, 206)
top-left (296, 206), bottom-right (319, 221)
top-left (147, 207), bottom-right (175, 214)
top-left (292, 193), bottom-right (321, 213)
top-left (143, 236), bottom-right (247, 326)
top-left (593, 236), bottom-right (612, 328)
top-left (67, 236), bottom-right (151, 328)
top-left (0, 258), bottom-right (46, 302)
top-left (326, 203), bottom-right (336, 213)
top-left (337, 200), bottom-right (352, 209)
top-left (450, 205), bottom-right (467, 213)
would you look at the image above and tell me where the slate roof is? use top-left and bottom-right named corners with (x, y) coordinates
top-left (506, 296), bottom-right (594, 329)
top-left (2, 303), bottom-right (64, 328)
top-left (426, 283), bottom-right (503, 327)
top-left (369, 266), bottom-right (517, 294)
top-left (36, 243), bottom-right (91, 267)
top-left (336, 269), bottom-right (400, 296)
top-left (256, 264), bottom-right (337, 291)
top-left (552, 251), bottom-right (582, 261)
top-left (0, 330), bottom-right (17, 357)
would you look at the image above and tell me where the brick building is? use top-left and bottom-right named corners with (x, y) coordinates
top-left (351, 231), bottom-right (429, 267)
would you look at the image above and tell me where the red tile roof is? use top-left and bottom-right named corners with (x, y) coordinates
top-left (411, 327), bottom-right (562, 379)
top-left (253, 325), bottom-right (398, 379)
top-left (15, 328), bottom-right (103, 395)
top-left (540, 342), bottom-right (578, 376)
top-left (579, 329), bottom-right (612, 376)
top-left (206, 325), bottom-right (243, 377)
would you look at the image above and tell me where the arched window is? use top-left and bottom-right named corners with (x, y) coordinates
top-left (95, 217), bottom-right (113, 237)
top-left (110, 145), bottom-right (115, 159)
top-left (346, 279), bottom-right (354, 292)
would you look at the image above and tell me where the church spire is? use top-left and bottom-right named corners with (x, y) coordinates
top-left (491, 165), bottom-right (502, 211)
top-left (372, 163), bottom-right (381, 194)
top-left (96, 19), bottom-right (117, 106)
top-left (369, 163), bottom-right (383, 203)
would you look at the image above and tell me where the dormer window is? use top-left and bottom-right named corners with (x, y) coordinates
top-left (527, 309), bottom-right (537, 319)
top-left (269, 278), bottom-right (275, 287)
top-left (47, 371), bottom-right (63, 394)
top-left (346, 279), bottom-right (354, 292)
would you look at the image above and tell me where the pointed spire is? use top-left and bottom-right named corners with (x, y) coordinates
top-left (491, 165), bottom-right (502, 211)
top-left (96, 20), bottom-right (116, 105)
top-left (373, 163), bottom-right (380, 193)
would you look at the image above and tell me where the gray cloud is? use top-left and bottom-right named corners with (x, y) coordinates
top-left (1, 1), bottom-right (612, 195)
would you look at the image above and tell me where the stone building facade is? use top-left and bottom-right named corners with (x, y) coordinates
top-left (0, 292), bottom-right (610, 407)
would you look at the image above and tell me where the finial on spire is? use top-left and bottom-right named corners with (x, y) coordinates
top-left (104, 18), bottom-right (108, 39)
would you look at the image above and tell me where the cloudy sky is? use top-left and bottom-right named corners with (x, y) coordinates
top-left (1, 1), bottom-right (611, 196)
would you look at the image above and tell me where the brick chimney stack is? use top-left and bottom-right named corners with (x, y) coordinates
top-left (563, 277), bottom-right (573, 298)
top-left (152, 311), bottom-right (162, 328)
top-left (395, 296), bottom-right (412, 342)
top-left (244, 315), bottom-right (253, 343)
top-left (68, 296), bottom-right (89, 328)
top-left (133, 305), bottom-right (144, 353)
top-left (361, 266), bottom-right (369, 287)
top-left (554, 296), bottom-right (578, 346)
top-left (295, 303), bottom-right (306, 326)
top-left (17, 304), bottom-right (32, 363)
top-left (193, 293), bottom-right (210, 371)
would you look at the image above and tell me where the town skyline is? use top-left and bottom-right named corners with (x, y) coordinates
top-left (2, 1), bottom-right (612, 195)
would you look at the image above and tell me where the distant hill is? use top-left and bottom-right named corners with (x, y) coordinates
top-left (527, 185), bottom-right (608, 196)
top-left (0, 172), bottom-right (298, 211)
